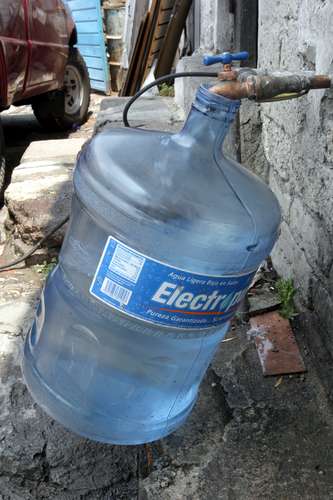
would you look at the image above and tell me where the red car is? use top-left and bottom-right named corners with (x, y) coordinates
top-left (0, 0), bottom-right (91, 195)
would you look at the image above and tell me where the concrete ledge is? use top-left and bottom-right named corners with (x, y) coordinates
top-left (95, 96), bottom-right (185, 134)
top-left (175, 54), bottom-right (216, 115)
top-left (21, 138), bottom-right (86, 164)
top-left (4, 138), bottom-right (86, 247)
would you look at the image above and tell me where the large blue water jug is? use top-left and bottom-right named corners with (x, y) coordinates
top-left (22, 84), bottom-right (281, 444)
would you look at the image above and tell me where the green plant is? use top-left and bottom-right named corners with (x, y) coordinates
top-left (276, 278), bottom-right (297, 319)
top-left (36, 257), bottom-right (57, 277)
top-left (159, 83), bottom-right (174, 97)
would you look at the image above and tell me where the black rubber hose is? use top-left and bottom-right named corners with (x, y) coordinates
top-left (122, 71), bottom-right (218, 127)
top-left (0, 215), bottom-right (69, 272)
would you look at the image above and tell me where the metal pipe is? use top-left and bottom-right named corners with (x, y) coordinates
top-left (210, 70), bottom-right (332, 101)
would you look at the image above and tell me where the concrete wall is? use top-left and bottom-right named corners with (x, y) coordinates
top-left (174, 0), bottom-right (238, 158)
top-left (175, 0), bottom-right (333, 355)
top-left (253, 1), bottom-right (333, 351)
top-left (175, 0), bottom-right (235, 114)
top-left (196, 0), bottom-right (234, 53)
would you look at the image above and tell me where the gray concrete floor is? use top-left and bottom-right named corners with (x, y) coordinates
top-left (1, 95), bottom-right (333, 499)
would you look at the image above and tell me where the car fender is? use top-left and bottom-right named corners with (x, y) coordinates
top-left (0, 42), bottom-right (8, 108)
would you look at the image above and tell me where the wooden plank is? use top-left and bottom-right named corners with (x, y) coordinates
top-left (91, 79), bottom-right (110, 91)
top-left (75, 20), bottom-right (100, 33)
top-left (185, 2), bottom-right (194, 53)
top-left (78, 45), bottom-right (105, 57)
top-left (250, 312), bottom-right (306, 376)
top-left (193, 0), bottom-right (200, 51)
top-left (77, 33), bottom-right (104, 45)
top-left (235, 0), bottom-right (258, 67)
top-left (82, 56), bottom-right (105, 70)
top-left (127, 10), bottom-right (152, 94)
top-left (65, 0), bottom-right (111, 93)
top-left (69, 8), bottom-right (99, 22)
top-left (122, 0), bottom-right (149, 70)
top-left (66, 0), bottom-right (98, 10)
top-left (155, 0), bottom-right (193, 78)
top-left (121, 0), bottom-right (180, 95)
top-left (143, 0), bottom-right (176, 81)
top-left (139, 0), bottom-right (160, 83)
top-left (120, 16), bottom-right (147, 95)
top-left (87, 67), bottom-right (107, 81)
top-left (103, 0), bottom-right (126, 7)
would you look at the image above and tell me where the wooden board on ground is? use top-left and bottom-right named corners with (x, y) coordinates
top-left (250, 311), bottom-right (306, 376)
top-left (142, 0), bottom-right (176, 82)
top-left (120, 14), bottom-right (149, 96)
top-left (120, 0), bottom-right (192, 96)
top-left (155, 0), bottom-right (193, 78)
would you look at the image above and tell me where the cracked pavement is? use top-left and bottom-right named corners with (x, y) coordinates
top-left (1, 98), bottom-right (333, 499)
top-left (1, 258), bottom-right (333, 498)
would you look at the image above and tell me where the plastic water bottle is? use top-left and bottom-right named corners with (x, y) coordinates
top-left (22, 84), bottom-right (281, 444)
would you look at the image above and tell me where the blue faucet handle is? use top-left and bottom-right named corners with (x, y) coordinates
top-left (203, 51), bottom-right (249, 66)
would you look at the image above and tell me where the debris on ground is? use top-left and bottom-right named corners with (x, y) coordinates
top-left (248, 285), bottom-right (282, 316)
top-left (250, 311), bottom-right (306, 376)
top-left (248, 262), bottom-right (282, 317)
top-left (274, 376), bottom-right (283, 388)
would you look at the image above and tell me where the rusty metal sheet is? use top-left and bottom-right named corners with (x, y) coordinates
top-left (250, 311), bottom-right (306, 376)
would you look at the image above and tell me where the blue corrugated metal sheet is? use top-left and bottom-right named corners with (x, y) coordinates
top-left (65, 0), bottom-right (111, 94)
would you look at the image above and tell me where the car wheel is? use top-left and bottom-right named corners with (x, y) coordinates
top-left (32, 48), bottom-right (91, 132)
top-left (0, 119), bottom-right (7, 203)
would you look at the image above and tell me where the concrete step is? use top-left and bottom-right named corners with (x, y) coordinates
top-left (4, 138), bottom-right (85, 247)
top-left (5, 159), bottom-right (74, 247)
top-left (21, 137), bottom-right (86, 164)
top-left (4, 98), bottom-right (185, 249)
top-left (95, 95), bottom-right (185, 134)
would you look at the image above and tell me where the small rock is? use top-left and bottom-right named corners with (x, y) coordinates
top-left (248, 288), bottom-right (281, 317)
top-left (160, 478), bottom-right (170, 488)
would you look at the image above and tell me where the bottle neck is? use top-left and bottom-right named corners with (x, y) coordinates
top-left (178, 84), bottom-right (240, 151)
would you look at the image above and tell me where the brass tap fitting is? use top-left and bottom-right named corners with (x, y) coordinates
top-left (203, 52), bottom-right (332, 102)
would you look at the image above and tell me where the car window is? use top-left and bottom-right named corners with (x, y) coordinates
top-left (0, 1), bottom-right (26, 40)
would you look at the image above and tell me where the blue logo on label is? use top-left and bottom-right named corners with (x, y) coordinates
top-left (90, 237), bottom-right (255, 329)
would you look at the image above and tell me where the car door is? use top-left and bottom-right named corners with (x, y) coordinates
top-left (0, 0), bottom-right (29, 106)
top-left (26, 0), bottom-right (69, 93)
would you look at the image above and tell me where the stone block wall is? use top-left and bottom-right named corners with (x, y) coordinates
top-left (174, 0), bottom-right (333, 355)
top-left (252, 1), bottom-right (333, 352)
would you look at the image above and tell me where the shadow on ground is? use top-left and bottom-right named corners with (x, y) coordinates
top-left (1, 96), bottom-right (333, 499)
top-left (3, 112), bottom-right (70, 171)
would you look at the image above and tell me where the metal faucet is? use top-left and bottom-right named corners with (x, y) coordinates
top-left (203, 51), bottom-right (332, 101)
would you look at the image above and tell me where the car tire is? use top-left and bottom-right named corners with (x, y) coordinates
top-left (32, 48), bottom-right (91, 132)
top-left (0, 119), bottom-right (7, 203)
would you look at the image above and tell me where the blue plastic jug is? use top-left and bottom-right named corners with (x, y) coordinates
top-left (22, 84), bottom-right (281, 444)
